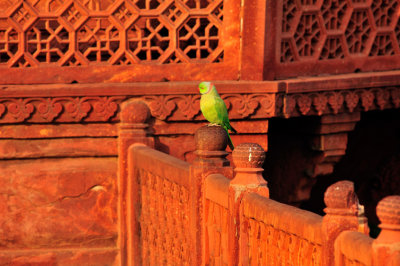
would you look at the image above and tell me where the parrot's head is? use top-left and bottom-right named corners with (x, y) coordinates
top-left (199, 81), bottom-right (214, 95)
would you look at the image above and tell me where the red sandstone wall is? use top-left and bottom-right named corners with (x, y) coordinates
top-left (0, 123), bottom-right (119, 264)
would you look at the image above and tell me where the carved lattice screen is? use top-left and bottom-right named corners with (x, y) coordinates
top-left (268, 0), bottom-right (400, 79)
top-left (0, 0), bottom-right (240, 84)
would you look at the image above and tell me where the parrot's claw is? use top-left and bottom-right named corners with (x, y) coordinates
top-left (207, 123), bottom-right (219, 127)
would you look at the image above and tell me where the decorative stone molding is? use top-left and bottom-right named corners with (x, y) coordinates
top-left (0, 96), bottom-right (126, 123)
top-left (0, 93), bottom-right (276, 123)
top-left (143, 93), bottom-right (276, 121)
top-left (0, 85), bottom-right (397, 124)
top-left (279, 87), bottom-right (400, 118)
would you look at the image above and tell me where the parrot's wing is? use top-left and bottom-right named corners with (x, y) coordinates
top-left (213, 97), bottom-right (231, 129)
top-left (214, 96), bottom-right (235, 149)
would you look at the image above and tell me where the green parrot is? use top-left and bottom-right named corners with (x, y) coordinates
top-left (199, 81), bottom-right (237, 150)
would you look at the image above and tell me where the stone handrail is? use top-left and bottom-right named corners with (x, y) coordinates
top-left (240, 193), bottom-right (323, 265)
top-left (334, 231), bottom-right (373, 266)
top-left (129, 144), bottom-right (190, 188)
top-left (242, 192), bottom-right (324, 244)
top-left (205, 174), bottom-right (230, 209)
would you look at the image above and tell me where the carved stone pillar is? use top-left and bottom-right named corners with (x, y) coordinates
top-left (372, 196), bottom-right (400, 266)
top-left (322, 180), bottom-right (369, 266)
top-left (309, 112), bottom-right (360, 177)
top-left (118, 100), bottom-right (154, 266)
top-left (191, 125), bottom-right (234, 265)
top-left (228, 143), bottom-right (268, 265)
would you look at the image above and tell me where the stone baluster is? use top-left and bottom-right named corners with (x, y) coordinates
top-left (322, 180), bottom-right (369, 266)
top-left (372, 196), bottom-right (400, 266)
top-left (118, 100), bottom-right (154, 266)
top-left (229, 143), bottom-right (268, 265)
top-left (191, 125), bottom-right (234, 265)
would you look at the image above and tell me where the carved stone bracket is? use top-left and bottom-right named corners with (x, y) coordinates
top-left (307, 112), bottom-right (361, 177)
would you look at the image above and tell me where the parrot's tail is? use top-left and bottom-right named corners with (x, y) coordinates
top-left (230, 125), bottom-right (237, 134)
top-left (227, 131), bottom-right (235, 150)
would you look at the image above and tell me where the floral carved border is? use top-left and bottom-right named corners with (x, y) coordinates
top-left (0, 97), bottom-right (126, 123)
top-left (0, 94), bottom-right (275, 123)
top-left (142, 94), bottom-right (276, 121)
top-left (278, 87), bottom-right (400, 118)
top-left (0, 87), bottom-right (397, 123)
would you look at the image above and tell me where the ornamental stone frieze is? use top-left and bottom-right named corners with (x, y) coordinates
top-left (0, 77), bottom-right (399, 124)
top-left (278, 87), bottom-right (400, 118)
top-left (0, 93), bottom-right (276, 123)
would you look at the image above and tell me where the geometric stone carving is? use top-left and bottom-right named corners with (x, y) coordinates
top-left (279, 0), bottom-right (400, 78)
top-left (0, 0), bottom-right (224, 67)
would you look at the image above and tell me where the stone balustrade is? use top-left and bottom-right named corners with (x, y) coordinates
top-left (117, 104), bottom-right (400, 266)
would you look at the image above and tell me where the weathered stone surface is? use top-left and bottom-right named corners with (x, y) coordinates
top-left (312, 133), bottom-right (348, 151)
top-left (0, 138), bottom-right (117, 159)
top-left (0, 248), bottom-right (119, 265)
top-left (0, 124), bottom-right (118, 139)
top-left (0, 158), bottom-right (117, 249)
top-left (156, 135), bottom-right (197, 162)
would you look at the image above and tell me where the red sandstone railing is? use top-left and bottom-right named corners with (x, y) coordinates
top-left (239, 193), bottom-right (323, 265)
top-left (119, 100), bottom-right (400, 266)
top-left (334, 231), bottom-right (373, 265)
top-left (204, 174), bottom-right (230, 265)
top-left (129, 144), bottom-right (192, 265)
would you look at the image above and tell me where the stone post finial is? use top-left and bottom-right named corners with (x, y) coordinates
top-left (324, 180), bottom-right (358, 214)
top-left (194, 125), bottom-right (229, 167)
top-left (230, 143), bottom-right (268, 197)
top-left (120, 100), bottom-right (151, 125)
top-left (322, 180), bottom-right (368, 266)
top-left (376, 196), bottom-right (400, 243)
top-left (232, 143), bottom-right (265, 168)
top-left (119, 99), bottom-right (153, 147)
top-left (372, 196), bottom-right (400, 265)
